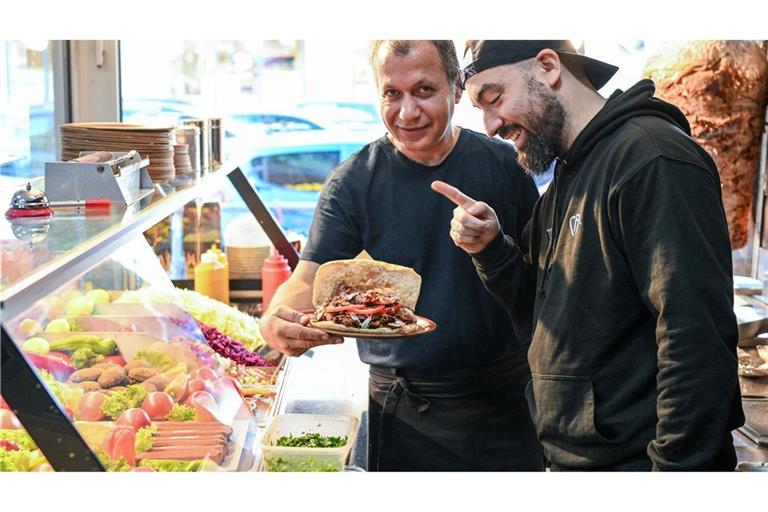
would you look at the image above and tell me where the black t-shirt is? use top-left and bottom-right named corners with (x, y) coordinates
top-left (302, 128), bottom-right (539, 370)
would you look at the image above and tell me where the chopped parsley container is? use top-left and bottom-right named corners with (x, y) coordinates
top-left (260, 414), bottom-right (360, 472)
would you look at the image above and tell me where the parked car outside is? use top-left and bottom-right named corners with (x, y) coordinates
top-left (222, 128), bottom-right (381, 238)
top-left (228, 108), bottom-right (326, 133)
top-left (121, 97), bottom-right (201, 126)
top-left (228, 101), bottom-right (383, 135)
top-left (294, 101), bottom-right (383, 132)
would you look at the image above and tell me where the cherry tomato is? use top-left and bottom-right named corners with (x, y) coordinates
top-left (104, 426), bottom-right (135, 466)
top-left (222, 376), bottom-right (243, 398)
top-left (207, 376), bottom-right (243, 401)
top-left (116, 408), bottom-right (152, 432)
top-left (103, 355), bottom-right (126, 367)
top-left (0, 409), bottom-right (22, 429)
top-left (0, 396), bottom-right (10, 410)
top-left (141, 392), bottom-right (174, 420)
top-left (163, 374), bottom-right (189, 402)
top-left (193, 367), bottom-right (219, 382)
top-left (78, 392), bottom-right (107, 421)
top-left (186, 391), bottom-right (218, 422)
top-left (185, 377), bottom-right (206, 396)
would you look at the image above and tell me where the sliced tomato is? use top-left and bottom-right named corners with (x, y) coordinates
top-left (326, 304), bottom-right (387, 315)
top-left (349, 305), bottom-right (386, 315)
top-left (325, 304), bottom-right (365, 313)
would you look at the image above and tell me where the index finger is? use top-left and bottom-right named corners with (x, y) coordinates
top-left (272, 305), bottom-right (310, 325)
top-left (431, 180), bottom-right (477, 209)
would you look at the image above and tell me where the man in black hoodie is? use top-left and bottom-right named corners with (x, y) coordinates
top-left (432, 40), bottom-right (744, 470)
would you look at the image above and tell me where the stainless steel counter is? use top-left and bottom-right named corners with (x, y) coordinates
top-left (274, 338), bottom-right (370, 469)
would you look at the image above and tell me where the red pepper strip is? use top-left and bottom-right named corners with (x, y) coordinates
top-left (23, 352), bottom-right (75, 381)
top-left (325, 304), bottom-right (368, 313)
top-left (348, 305), bottom-right (386, 315)
top-left (48, 351), bottom-right (72, 365)
top-left (326, 304), bottom-right (389, 315)
top-left (0, 440), bottom-right (20, 451)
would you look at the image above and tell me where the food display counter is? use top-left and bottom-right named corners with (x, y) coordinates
top-left (0, 164), bottom-right (341, 472)
top-left (273, 339), bottom-right (370, 470)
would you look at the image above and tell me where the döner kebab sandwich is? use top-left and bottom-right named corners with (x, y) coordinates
top-left (310, 259), bottom-right (423, 335)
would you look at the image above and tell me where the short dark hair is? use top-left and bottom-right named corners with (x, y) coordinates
top-left (370, 40), bottom-right (460, 86)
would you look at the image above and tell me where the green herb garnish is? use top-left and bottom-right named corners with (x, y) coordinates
top-left (275, 432), bottom-right (347, 448)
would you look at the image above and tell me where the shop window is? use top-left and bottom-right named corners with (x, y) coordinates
top-left (252, 151), bottom-right (340, 188)
top-left (0, 41), bottom-right (56, 180)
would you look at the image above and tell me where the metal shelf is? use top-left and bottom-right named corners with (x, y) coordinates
top-left (0, 165), bottom-right (298, 319)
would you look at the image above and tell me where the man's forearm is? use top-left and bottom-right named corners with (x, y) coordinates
top-left (472, 231), bottom-right (536, 328)
top-left (266, 276), bottom-right (313, 314)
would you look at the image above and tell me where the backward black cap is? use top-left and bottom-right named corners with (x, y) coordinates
top-left (461, 40), bottom-right (619, 90)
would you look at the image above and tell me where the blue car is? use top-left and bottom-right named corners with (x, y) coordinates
top-left (222, 128), bottom-right (382, 237)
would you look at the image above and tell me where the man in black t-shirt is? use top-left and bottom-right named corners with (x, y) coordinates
top-left (259, 40), bottom-right (543, 471)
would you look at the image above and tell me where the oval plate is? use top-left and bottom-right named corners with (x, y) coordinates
top-left (309, 315), bottom-right (437, 340)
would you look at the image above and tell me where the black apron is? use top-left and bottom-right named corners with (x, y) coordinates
top-left (367, 352), bottom-right (544, 471)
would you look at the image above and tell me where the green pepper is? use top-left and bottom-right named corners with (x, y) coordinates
top-left (48, 335), bottom-right (117, 355)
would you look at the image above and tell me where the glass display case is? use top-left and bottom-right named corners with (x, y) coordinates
top-left (1, 165), bottom-right (299, 471)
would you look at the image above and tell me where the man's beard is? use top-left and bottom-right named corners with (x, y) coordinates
top-left (499, 76), bottom-right (567, 176)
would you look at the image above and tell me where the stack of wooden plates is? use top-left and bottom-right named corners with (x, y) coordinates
top-left (173, 143), bottom-right (193, 175)
top-left (60, 123), bottom-right (175, 182)
top-left (228, 246), bottom-right (271, 279)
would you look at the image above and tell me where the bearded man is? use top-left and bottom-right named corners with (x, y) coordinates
top-left (432, 40), bottom-right (744, 471)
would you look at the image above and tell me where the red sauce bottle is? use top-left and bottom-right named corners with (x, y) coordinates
top-left (261, 249), bottom-right (291, 312)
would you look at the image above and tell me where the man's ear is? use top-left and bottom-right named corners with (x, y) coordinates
top-left (453, 79), bottom-right (463, 104)
top-left (534, 49), bottom-right (562, 89)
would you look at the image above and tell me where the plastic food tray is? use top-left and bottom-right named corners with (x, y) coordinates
top-left (260, 414), bottom-right (359, 472)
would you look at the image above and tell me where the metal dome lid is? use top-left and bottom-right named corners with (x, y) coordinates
top-left (9, 182), bottom-right (50, 210)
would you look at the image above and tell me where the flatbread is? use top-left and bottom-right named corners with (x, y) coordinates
top-left (312, 259), bottom-right (421, 309)
top-left (308, 319), bottom-right (401, 335)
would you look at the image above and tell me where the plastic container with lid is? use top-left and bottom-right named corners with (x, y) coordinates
top-left (261, 249), bottom-right (291, 312)
top-left (194, 245), bottom-right (229, 303)
top-left (260, 414), bottom-right (359, 472)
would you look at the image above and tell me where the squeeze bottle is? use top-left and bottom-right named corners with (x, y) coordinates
top-left (194, 247), bottom-right (229, 303)
top-left (261, 248), bottom-right (292, 312)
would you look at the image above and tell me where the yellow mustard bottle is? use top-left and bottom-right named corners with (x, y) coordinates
top-left (194, 247), bottom-right (229, 303)
top-left (212, 245), bottom-right (230, 302)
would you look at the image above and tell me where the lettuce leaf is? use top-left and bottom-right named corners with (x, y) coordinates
top-left (0, 429), bottom-right (38, 451)
top-left (135, 425), bottom-right (157, 453)
top-left (116, 287), bottom-right (264, 350)
top-left (39, 369), bottom-right (84, 412)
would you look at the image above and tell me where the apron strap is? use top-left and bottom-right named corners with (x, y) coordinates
top-left (375, 370), bottom-right (432, 470)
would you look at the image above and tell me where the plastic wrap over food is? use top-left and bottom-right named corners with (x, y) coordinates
top-left (4, 240), bottom-right (252, 471)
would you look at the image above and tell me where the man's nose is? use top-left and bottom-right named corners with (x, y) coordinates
top-left (483, 111), bottom-right (503, 138)
top-left (399, 94), bottom-right (420, 120)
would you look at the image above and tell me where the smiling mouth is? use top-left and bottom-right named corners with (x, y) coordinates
top-left (399, 125), bottom-right (428, 133)
top-left (504, 127), bottom-right (525, 146)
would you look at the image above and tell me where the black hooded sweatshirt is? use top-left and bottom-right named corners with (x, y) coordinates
top-left (474, 79), bottom-right (744, 470)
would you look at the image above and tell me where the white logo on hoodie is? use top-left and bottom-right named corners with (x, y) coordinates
top-left (569, 213), bottom-right (582, 237)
